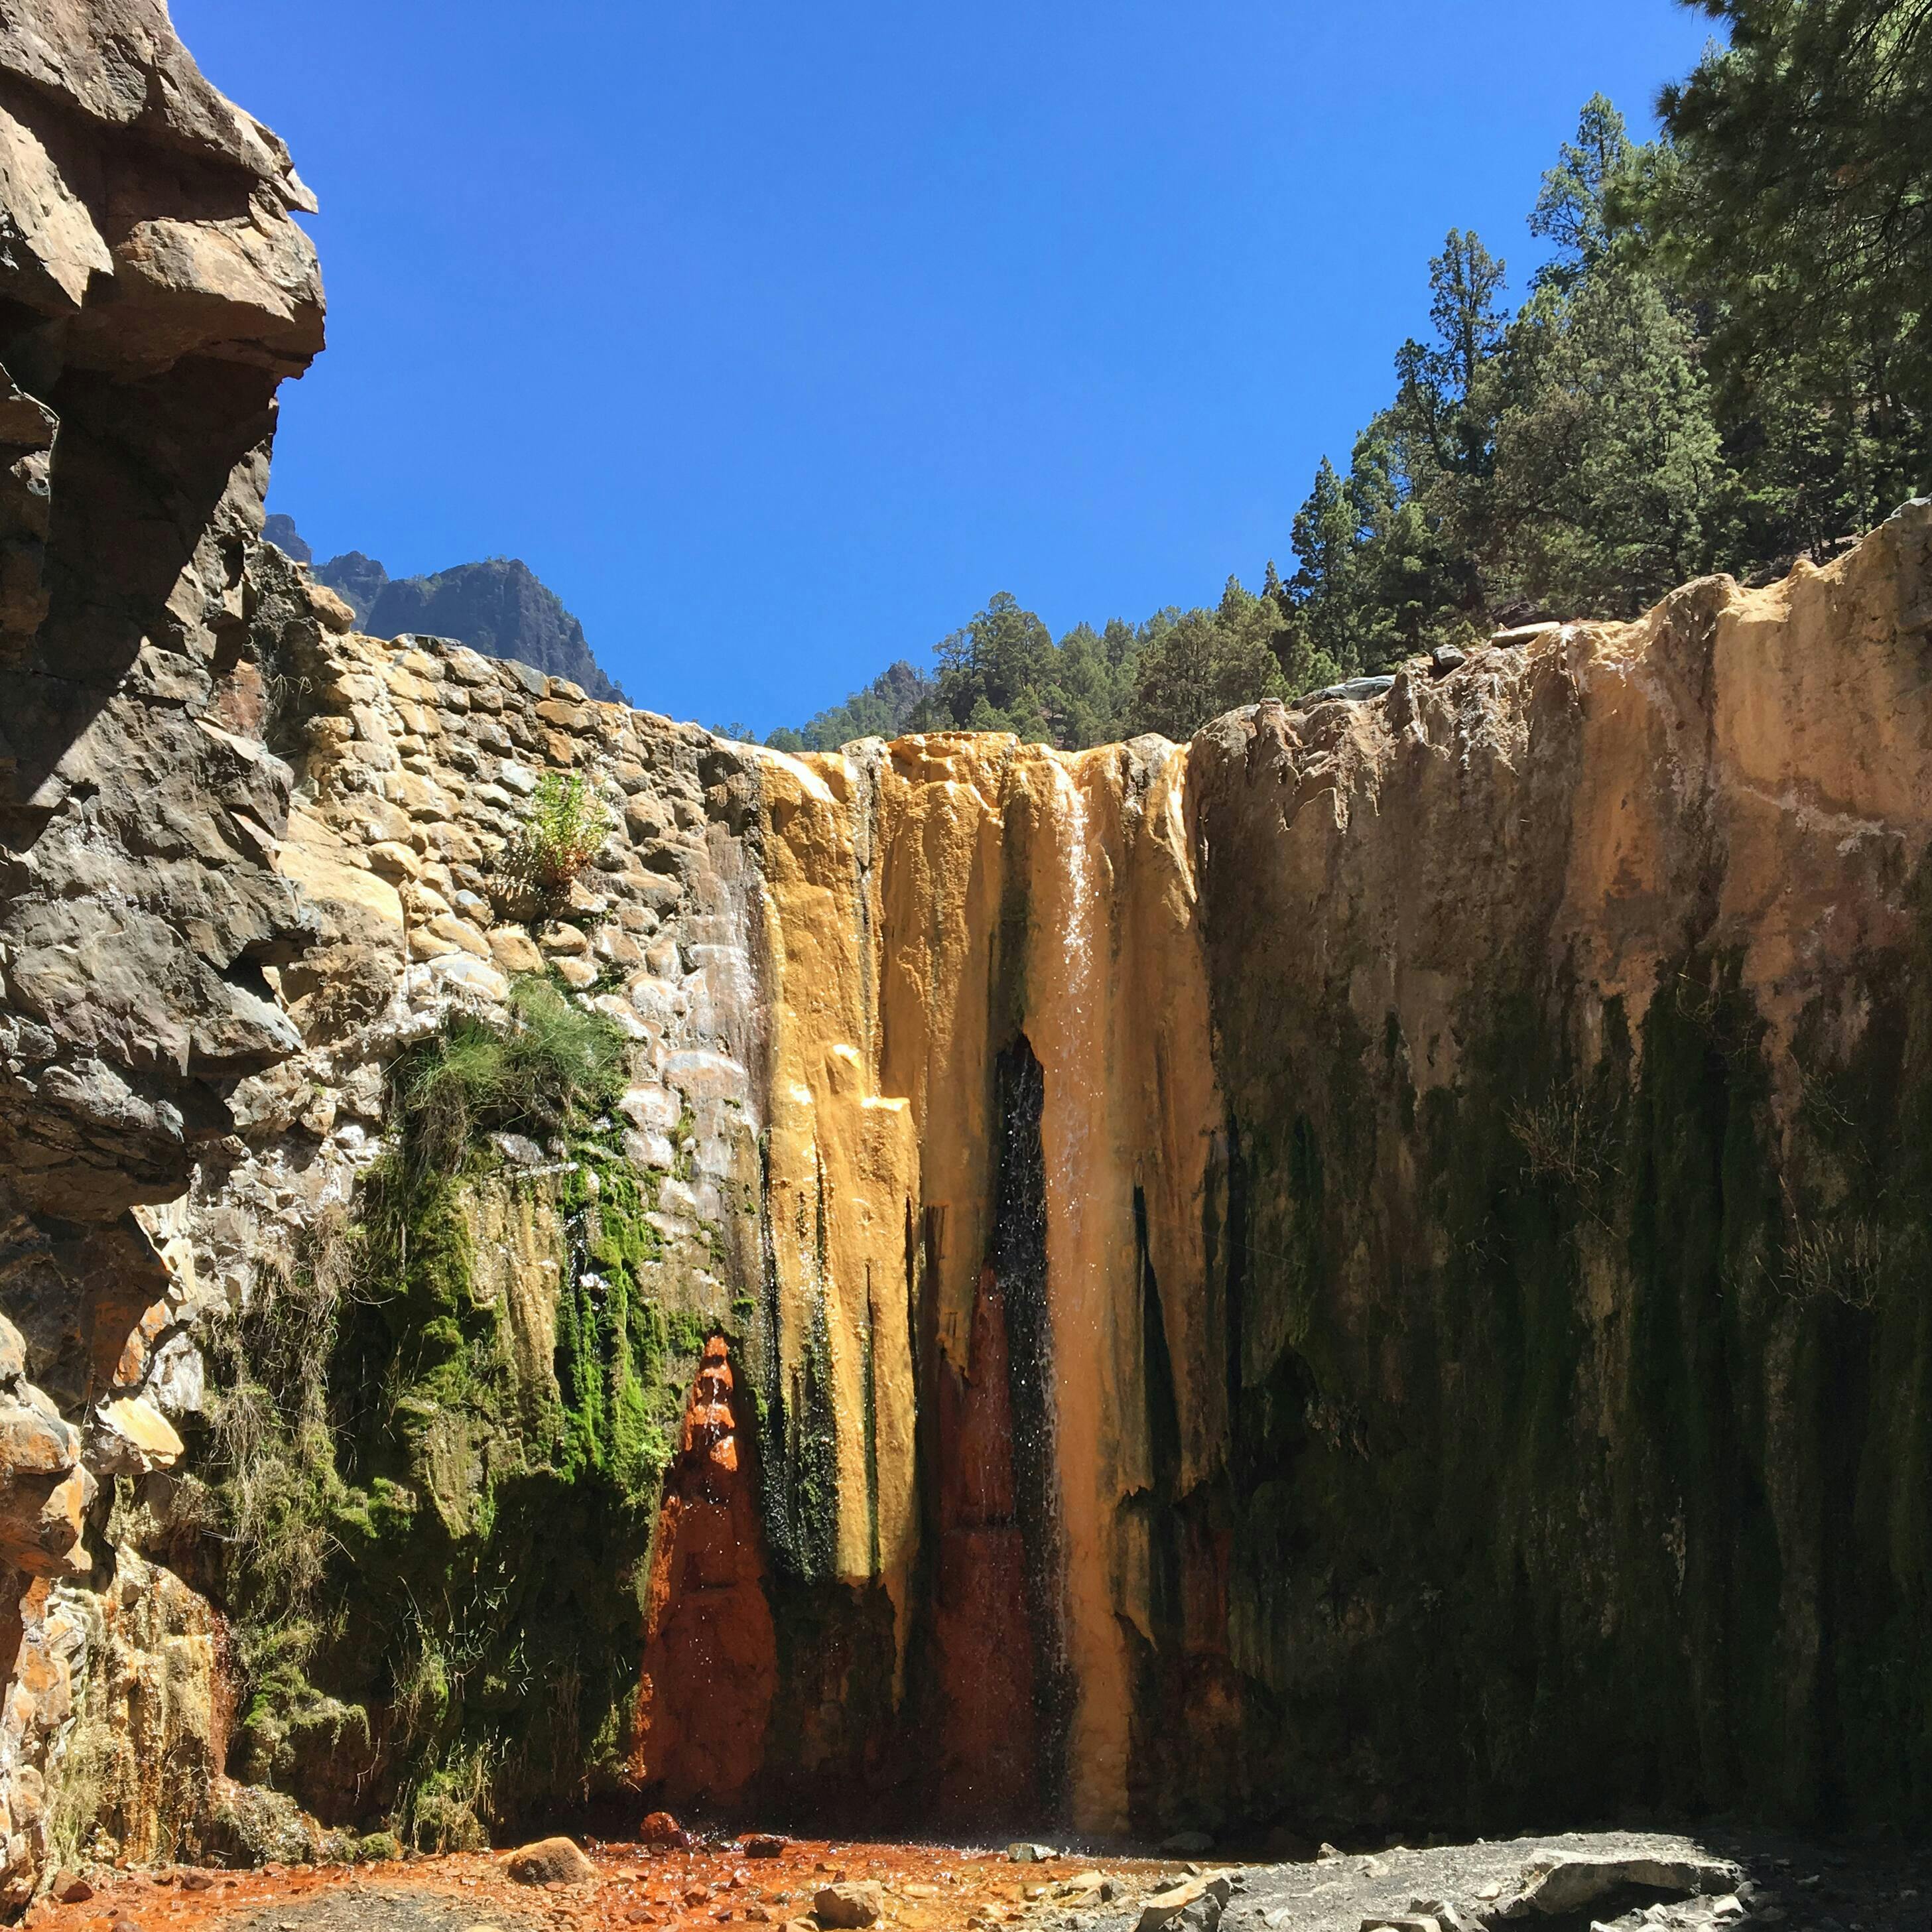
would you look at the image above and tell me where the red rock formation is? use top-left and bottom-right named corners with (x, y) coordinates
top-left (633, 1338), bottom-right (777, 1809)
top-left (930, 1265), bottom-right (1040, 1818)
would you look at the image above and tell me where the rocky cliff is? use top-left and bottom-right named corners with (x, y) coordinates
top-left (0, 0), bottom-right (322, 1906)
top-left (292, 531), bottom-right (627, 704)
top-left (12, 495), bottom-right (1910, 1876)
top-left (3, 3), bottom-right (1931, 1903)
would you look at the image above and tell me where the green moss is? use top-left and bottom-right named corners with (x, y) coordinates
top-left (1168, 897), bottom-right (1932, 1838)
top-left (189, 978), bottom-right (725, 1842)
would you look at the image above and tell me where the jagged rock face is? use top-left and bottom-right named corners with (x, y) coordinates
top-left (0, 1), bottom-right (322, 1901)
top-left (363, 558), bottom-right (624, 704)
top-left (1173, 505), bottom-right (1932, 1833)
top-left (0, 0), bottom-right (324, 1226)
top-left (300, 542), bottom-right (627, 704)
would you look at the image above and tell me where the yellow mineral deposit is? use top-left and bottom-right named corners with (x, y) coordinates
top-left (755, 732), bottom-right (1220, 1829)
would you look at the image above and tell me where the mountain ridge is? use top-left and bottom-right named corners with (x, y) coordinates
top-left (261, 513), bottom-right (625, 703)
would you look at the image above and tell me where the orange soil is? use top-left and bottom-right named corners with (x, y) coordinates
top-left (27, 1838), bottom-right (1175, 1932)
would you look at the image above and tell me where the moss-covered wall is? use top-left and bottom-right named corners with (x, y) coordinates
top-left (193, 993), bottom-right (757, 1847)
top-left (1157, 515), bottom-right (1932, 1836)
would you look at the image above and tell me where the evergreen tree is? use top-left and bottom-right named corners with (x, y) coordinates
top-left (1530, 94), bottom-right (1636, 290)
top-left (1126, 580), bottom-right (1286, 741)
top-left (1287, 457), bottom-right (1362, 674)
top-left (1395, 229), bottom-right (1510, 482)
top-left (1643, 0), bottom-right (1931, 546)
top-left (1490, 263), bottom-right (1730, 615)
top-left (1344, 427), bottom-right (1474, 659)
top-left (929, 592), bottom-right (1059, 737)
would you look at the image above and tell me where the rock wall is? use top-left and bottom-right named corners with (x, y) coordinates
top-left (0, 0), bottom-right (322, 1904)
top-left (1177, 503), bottom-right (1932, 1836)
top-left (2, 2), bottom-right (1929, 1879)
top-left (129, 500), bottom-right (1932, 1854)
top-left (733, 502), bottom-right (1932, 1838)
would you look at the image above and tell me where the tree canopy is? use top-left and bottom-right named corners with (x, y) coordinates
top-left (759, 3), bottom-right (1929, 753)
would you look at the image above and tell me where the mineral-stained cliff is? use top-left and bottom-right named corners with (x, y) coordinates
top-left (3, 5), bottom-right (1931, 1896)
top-left (5, 493), bottom-right (1906, 1876)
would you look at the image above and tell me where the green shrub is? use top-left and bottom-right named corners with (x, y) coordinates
top-left (387, 974), bottom-right (626, 1181)
top-left (492, 772), bottom-right (617, 928)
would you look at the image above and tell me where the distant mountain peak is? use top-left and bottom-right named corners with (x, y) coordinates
top-left (262, 513), bottom-right (310, 563)
top-left (265, 517), bottom-right (626, 704)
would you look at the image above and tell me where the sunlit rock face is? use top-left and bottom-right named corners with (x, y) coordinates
top-left (0, 0), bottom-right (323, 1903)
top-left (741, 502), bottom-right (1932, 1836)
top-left (5, 1), bottom-right (1932, 1870)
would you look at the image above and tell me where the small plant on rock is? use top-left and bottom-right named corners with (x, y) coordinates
top-left (492, 771), bottom-right (616, 930)
top-left (384, 973), bottom-right (626, 1183)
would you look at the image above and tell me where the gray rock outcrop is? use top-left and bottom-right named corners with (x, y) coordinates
top-left (0, 0), bottom-right (323, 1903)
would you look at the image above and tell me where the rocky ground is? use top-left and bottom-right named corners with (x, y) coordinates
top-left (13, 1830), bottom-right (1928, 1932)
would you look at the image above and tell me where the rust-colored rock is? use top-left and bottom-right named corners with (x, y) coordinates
top-left (641, 1810), bottom-right (686, 1846)
top-left (814, 1881), bottom-right (884, 1927)
top-left (930, 1264), bottom-right (1041, 1819)
top-left (632, 1338), bottom-right (778, 1808)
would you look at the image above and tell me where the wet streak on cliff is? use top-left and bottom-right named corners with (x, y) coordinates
top-left (928, 1254), bottom-right (1039, 1819)
top-left (634, 1338), bottom-right (778, 1810)
top-left (1126, 1169), bottom-right (1261, 1836)
top-left (990, 1035), bottom-right (1074, 1822)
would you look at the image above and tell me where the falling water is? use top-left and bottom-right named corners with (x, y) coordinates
top-left (1043, 755), bottom-right (1101, 1251)
top-left (1026, 752), bottom-right (1113, 1821)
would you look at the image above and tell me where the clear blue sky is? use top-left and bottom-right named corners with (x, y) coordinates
top-left (176, 0), bottom-right (1716, 733)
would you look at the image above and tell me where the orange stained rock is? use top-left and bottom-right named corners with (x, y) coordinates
top-left (633, 1342), bottom-right (777, 1807)
top-left (754, 732), bottom-right (1223, 1833)
top-left (32, 1840), bottom-right (1169, 1932)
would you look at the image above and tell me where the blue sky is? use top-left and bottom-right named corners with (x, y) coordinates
top-left (176, 1), bottom-right (1716, 732)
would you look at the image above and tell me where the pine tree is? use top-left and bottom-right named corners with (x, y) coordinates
top-left (1490, 263), bottom-right (1729, 616)
top-left (1643, 0), bottom-right (1931, 545)
top-left (1126, 582), bottom-right (1286, 741)
top-left (1530, 94), bottom-right (1636, 290)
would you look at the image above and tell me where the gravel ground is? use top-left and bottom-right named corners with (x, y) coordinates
top-left (216, 1897), bottom-right (547, 1931)
top-left (38, 1828), bottom-right (1931, 1932)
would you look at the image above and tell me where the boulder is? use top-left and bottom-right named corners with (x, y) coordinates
top-left (1138, 1875), bottom-right (1232, 1932)
top-left (507, 1836), bottom-right (596, 1886)
top-left (1502, 1856), bottom-right (1741, 1919)
top-left (1292, 675), bottom-right (1397, 709)
top-left (814, 1881), bottom-right (885, 1928)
